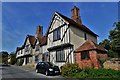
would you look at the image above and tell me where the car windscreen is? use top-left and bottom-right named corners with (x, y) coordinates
top-left (47, 62), bottom-right (54, 66)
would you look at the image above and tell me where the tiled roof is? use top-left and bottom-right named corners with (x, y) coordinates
top-left (16, 35), bottom-right (36, 52)
top-left (56, 12), bottom-right (98, 37)
top-left (75, 40), bottom-right (107, 52)
top-left (37, 36), bottom-right (47, 46)
top-left (27, 35), bottom-right (36, 47)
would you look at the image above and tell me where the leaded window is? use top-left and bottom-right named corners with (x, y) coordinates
top-left (81, 51), bottom-right (90, 60)
top-left (53, 28), bottom-right (61, 41)
top-left (35, 44), bottom-right (39, 51)
top-left (56, 49), bottom-right (65, 62)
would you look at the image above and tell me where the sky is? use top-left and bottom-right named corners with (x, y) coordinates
top-left (2, 2), bottom-right (118, 53)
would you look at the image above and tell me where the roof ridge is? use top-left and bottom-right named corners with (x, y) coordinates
top-left (56, 12), bottom-right (98, 36)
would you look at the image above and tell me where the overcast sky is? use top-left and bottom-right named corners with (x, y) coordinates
top-left (2, 2), bottom-right (118, 53)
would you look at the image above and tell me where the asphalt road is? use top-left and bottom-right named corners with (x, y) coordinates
top-left (0, 65), bottom-right (67, 80)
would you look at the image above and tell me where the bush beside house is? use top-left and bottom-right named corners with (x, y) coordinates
top-left (61, 63), bottom-right (81, 76)
top-left (16, 58), bottom-right (24, 66)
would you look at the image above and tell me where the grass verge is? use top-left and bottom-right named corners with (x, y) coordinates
top-left (64, 68), bottom-right (120, 78)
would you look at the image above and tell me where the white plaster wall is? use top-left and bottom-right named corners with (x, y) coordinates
top-left (70, 25), bottom-right (97, 50)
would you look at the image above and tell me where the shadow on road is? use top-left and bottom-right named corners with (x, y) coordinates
top-left (0, 64), bottom-right (11, 67)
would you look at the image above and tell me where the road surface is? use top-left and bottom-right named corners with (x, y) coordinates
top-left (1, 65), bottom-right (66, 80)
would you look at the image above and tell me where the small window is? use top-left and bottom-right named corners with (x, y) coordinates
top-left (84, 33), bottom-right (87, 40)
top-left (53, 28), bottom-right (61, 41)
top-left (81, 51), bottom-right (90, 60)
top-left (56, 49), bottom-right (65, 62)
top-left (35, 44), bottom-right (39, 51)
top-left (18, 51), bottom-right (19, 55)
top-left (35, 55), bottom-right (38, 63)
top-left (25, 45), bottom-right (29, 52)
top-left (26, 57), bottom-right (29, 63)
top-left (21, 51), bottom-right (22, 54)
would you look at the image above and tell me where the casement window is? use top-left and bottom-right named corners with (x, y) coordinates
top-left (18, 51), bottom-right (19, 55)
top-left (26, 57), bottom-right (29, 63)
top-left (21, 50), bottom-right (22, 54)
top-left (81, 51), bottom-right (90, 60)
top-left (35, 44), bottom-right (39, 51)
top-left (53, 28), bottom-right (61, 41)
top-left (25, 45), bottom-right (29, 52)
top-left (84, 33), bottom-right (87, 40)
top-left (35, 55), bottom-right (38, 63)
top-left (56, 49), bottom-right (65, 62)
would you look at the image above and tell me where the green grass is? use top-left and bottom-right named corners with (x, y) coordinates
top-left (65, 68), bottom-right (120, 78)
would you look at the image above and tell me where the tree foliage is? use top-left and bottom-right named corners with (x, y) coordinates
top-left (9, 52), bottom-right (16, 65)
top-left (99, 39), bottom-right (110, 50)
top-left (1, 51), bottom-right (9, 64)
top-left (109, 22), bottom-right (120, 52)
top-left (99, 22), bottom-right (120, 58)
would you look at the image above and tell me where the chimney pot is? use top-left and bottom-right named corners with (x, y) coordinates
top-left (36, 25), bottom-right (43, 38)
top-left (71, 6), bottom-right (82, 25)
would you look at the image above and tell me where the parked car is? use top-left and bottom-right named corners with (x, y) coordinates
top-left (35, 62), bottom-right (60, 76)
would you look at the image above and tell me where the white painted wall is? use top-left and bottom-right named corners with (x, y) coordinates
top-left (47, 14), bottom-right (70, 48)
top-left (70, 25), bottom-right (97, 50)
top-left (47, 14), bottom-right (73, 68)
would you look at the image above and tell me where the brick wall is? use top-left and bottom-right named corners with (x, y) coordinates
top-left (75, 50), bottom-right (108, 69)
top-left (98, 53), bottom-right (108, 59)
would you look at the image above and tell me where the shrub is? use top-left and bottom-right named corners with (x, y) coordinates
top-left (16, 58), bottom-right (24, 66)
top-left (61, 63), bottom-right (81, 76)
top-left (99, 58), bottom-right (106, 67)
top-left (10, 54), bottom-right (16, 65)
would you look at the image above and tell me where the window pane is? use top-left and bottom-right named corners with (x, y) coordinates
top-left (56, 50), bottom-right (65, 62)
top-left (81, 51), bottom-right (90, 60)
top-left (84, 33), bottom-right (87, 40)
top-left (25, 45), bottom-right (29, 52)
top-left (35, 44), bottom-right (39, 51)
top-left (53, 28), bottom-right (61, 41)
top-left (57, 28), bottom-right (61, 39)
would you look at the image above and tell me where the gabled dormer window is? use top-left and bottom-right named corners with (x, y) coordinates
top-left (53, 28), bottom-right (61, 41)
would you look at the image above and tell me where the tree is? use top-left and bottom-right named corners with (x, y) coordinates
top-left (109, 22), bottom-right (120, 51)
top-left (99, 39), bottom-right (111, 50)
top-left (1, 51), bottom-right (9, 64)
top-left (9, 52), bottom-right (16, 65)
top-left (109, 22), bottom-right (120, 57)
top-left (99, 22), bottom-right (120, 58)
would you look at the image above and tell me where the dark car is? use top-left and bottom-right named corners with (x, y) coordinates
top-left (35, 62), bottom-right (60, 76)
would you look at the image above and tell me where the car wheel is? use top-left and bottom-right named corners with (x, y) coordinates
top-left (36, 69), bottom-right (38, 73)
top-left (45, 71), bottom-right (48, 76)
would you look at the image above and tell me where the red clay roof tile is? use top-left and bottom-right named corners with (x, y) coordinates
top-left (75, 40), bottom-right (107, 52)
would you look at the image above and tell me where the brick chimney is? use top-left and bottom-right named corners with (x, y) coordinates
top-left (36, 25), bottom-right (43, 38)
top-left (71, 6), bottom-right (82, 25)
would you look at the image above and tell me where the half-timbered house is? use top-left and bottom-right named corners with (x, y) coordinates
top-left (16, 35), bottom-right (36, 65)
top-left (47, 6), bottom-right (98, 68)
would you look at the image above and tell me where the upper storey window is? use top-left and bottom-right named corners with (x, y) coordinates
top-left (84, 33), bottom-right (87, 40)
top-left (53, 28), bottom-right (61, 41)
top-left (35, 44), bottom-right (39, 51)
top-left (25, 45), bottom-right (29, 52)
